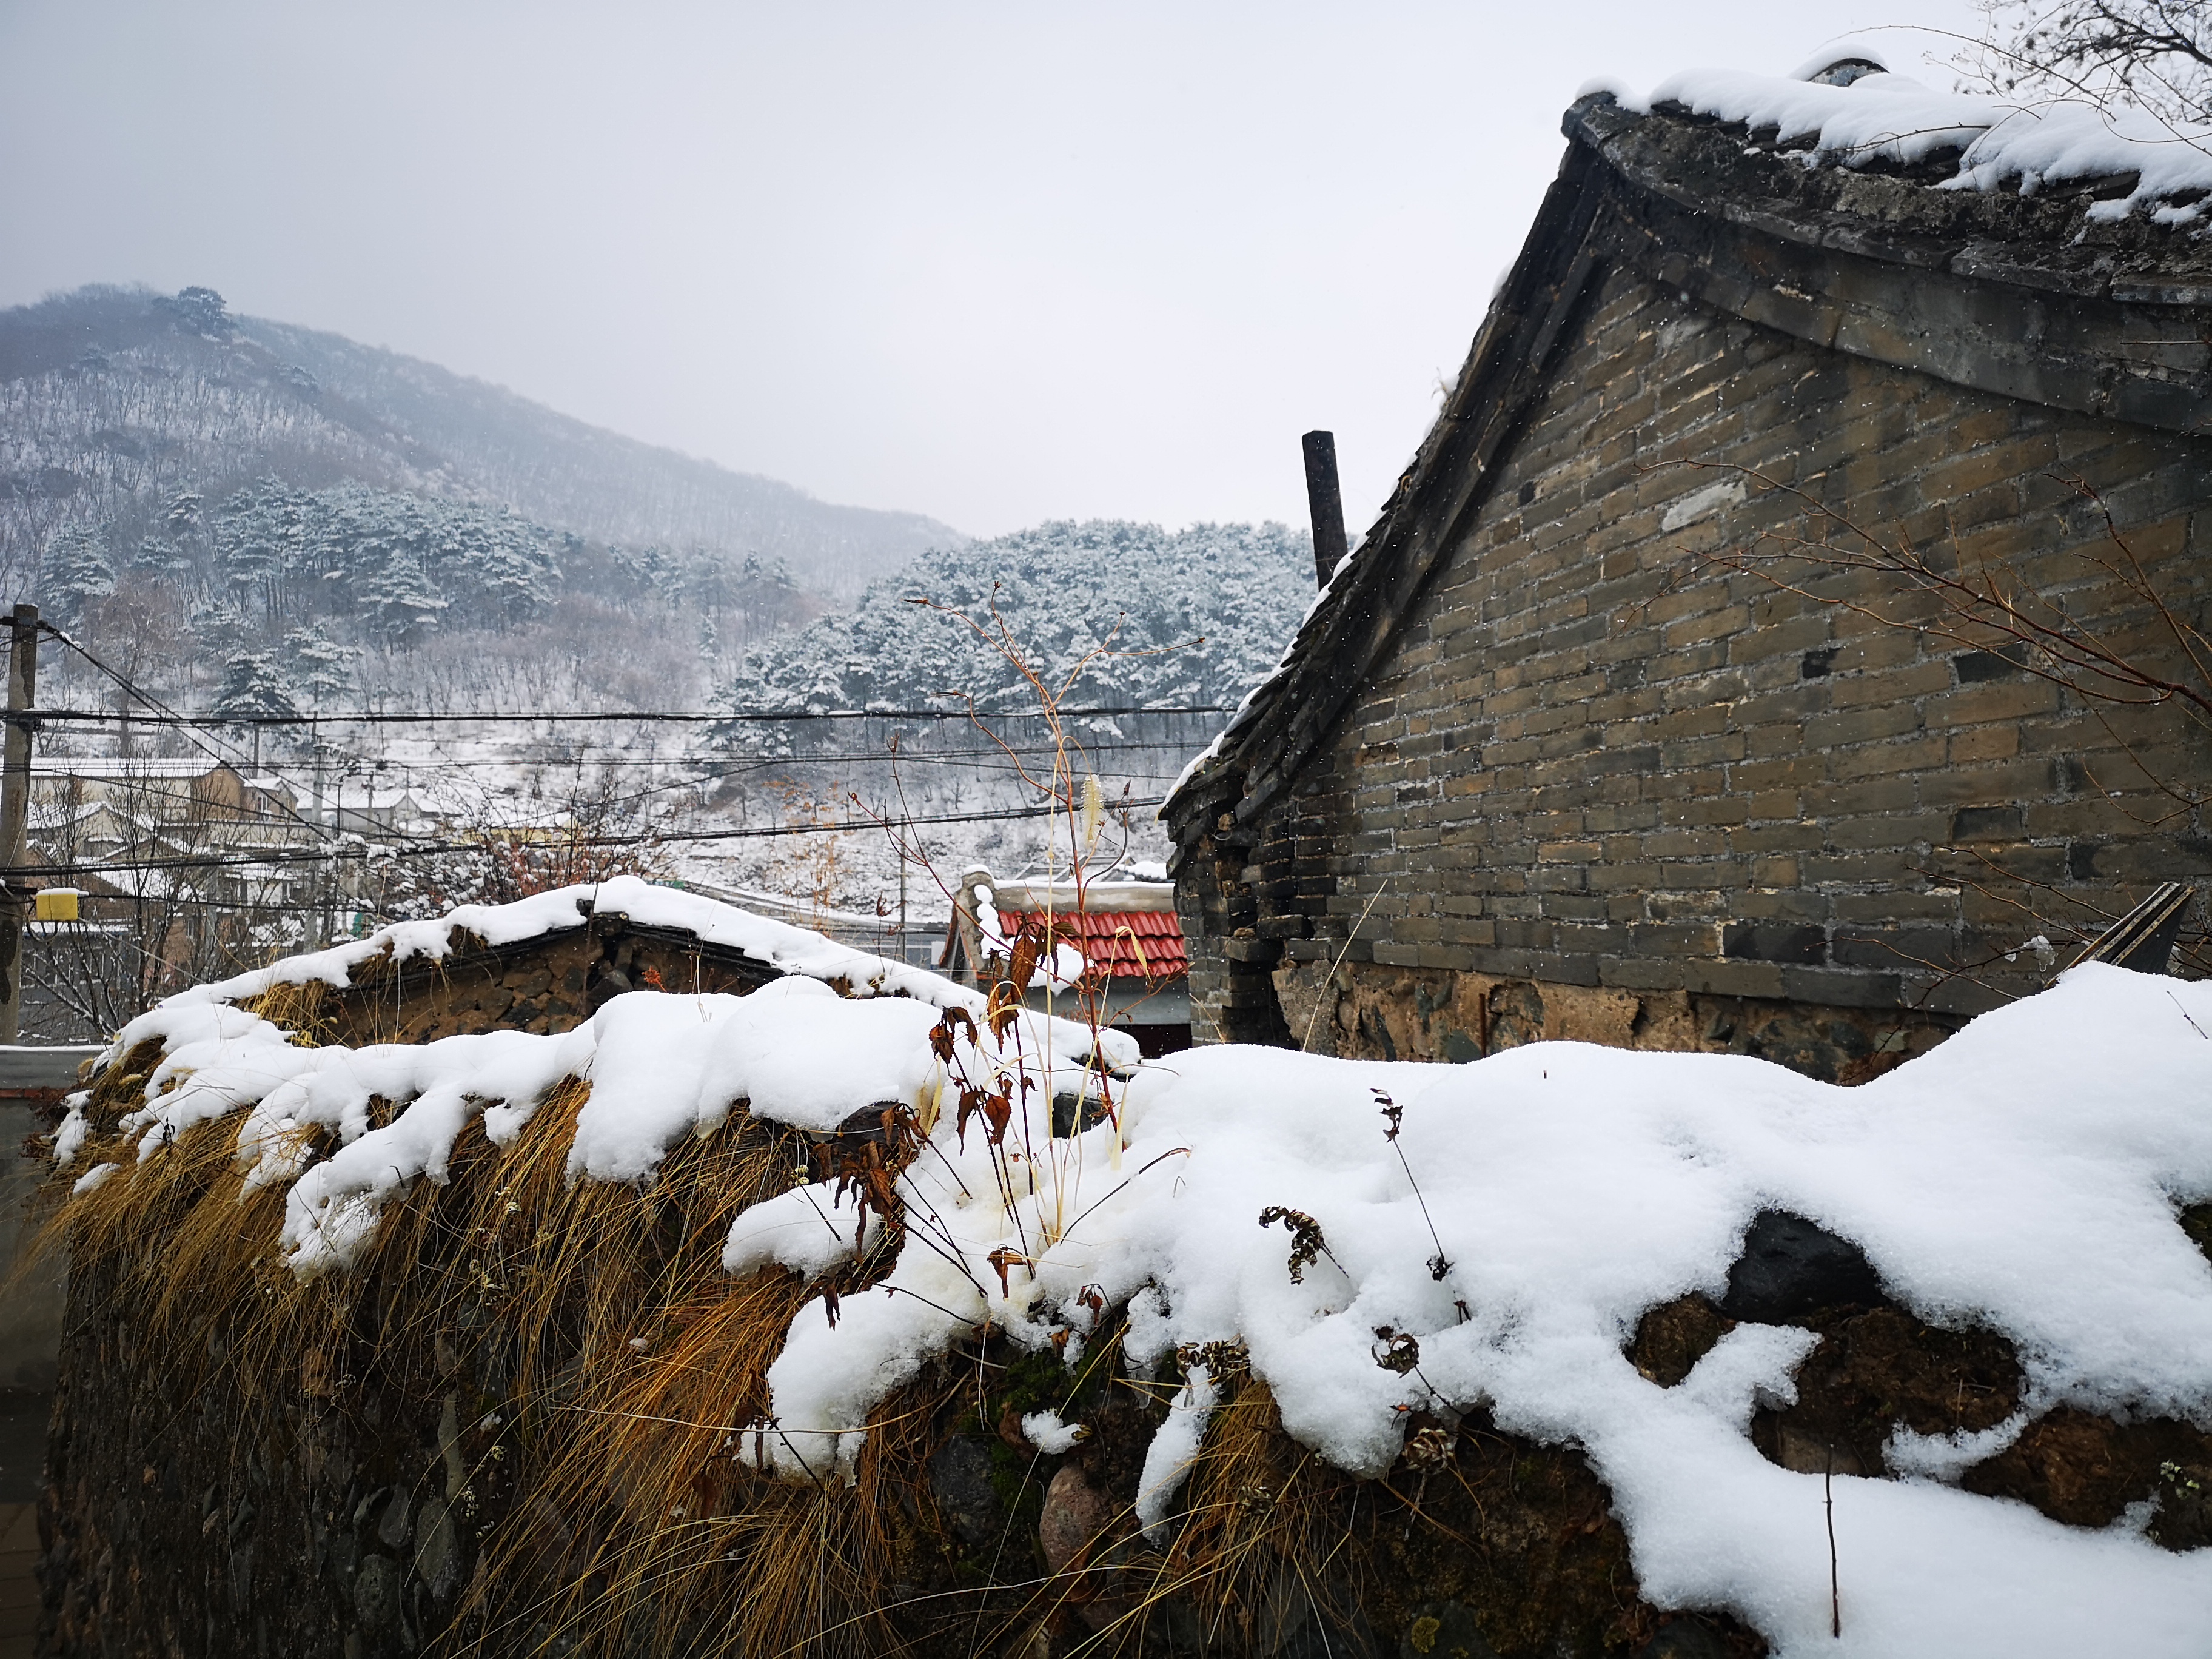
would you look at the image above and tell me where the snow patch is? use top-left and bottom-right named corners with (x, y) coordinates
top-left (1137, 1362), bottom-right (1221, 1540)
top-left (1021, 1410), bottom-right (1090, 1454)
top-left (1661, 475), bottom-right (1748, 533)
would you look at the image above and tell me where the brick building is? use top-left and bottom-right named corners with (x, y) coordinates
top-left (1166, 75), bottom-right (2212, 1080)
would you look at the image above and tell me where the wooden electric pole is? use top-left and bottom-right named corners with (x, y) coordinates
top-left (0, 605), bottom-right (39, 1044)
top-left (1301, 430), bottom-right (1349, 586)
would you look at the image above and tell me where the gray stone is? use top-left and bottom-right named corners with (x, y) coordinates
top-left (412, 1497), bottom-right (460, 1598)
top-left (1720, 1208), bottom-right (1883, 1322)
top-left (354, 1554), bottom-right (400, 1632)
top-left (376, 1486), bottom-right (412, 1547)
top-left (927, 1435), bottom-right (1005, 1547)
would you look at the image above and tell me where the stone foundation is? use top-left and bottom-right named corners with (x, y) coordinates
top-left (1273, 958), bottom-right (1957, 1082)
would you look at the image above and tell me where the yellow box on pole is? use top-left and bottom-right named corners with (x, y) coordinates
top-left (35, 888), bottom-right (79, 923)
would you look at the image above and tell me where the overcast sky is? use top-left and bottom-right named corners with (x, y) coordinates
top-left (1, 2), bottom-right (1983, 540)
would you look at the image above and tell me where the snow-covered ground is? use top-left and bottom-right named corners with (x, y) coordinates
top-left (52, 880), bottom-right (2212, 1657)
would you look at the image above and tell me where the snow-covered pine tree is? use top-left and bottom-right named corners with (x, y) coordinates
top-left (357, 539), bottom-right (449, 648)
top-left (216, 478), bottom-right (308, 623)
top-left (462, 508), bottom-right (560, 625)
top-left (726, 554), bottom-right (810, 648)
top-left (42, 525), bottom-right (116, 623)
top-left (164, 491), bottom-right (204, 547)
top-left (130, 534), bottom-right (195, 580)
top-left (282, 623), bottom-right (361, 708)
top-left (613, 542), bottom-right (684, 608)
top-left (213, 650), bottom-right (300, 722)
top-left (155, 285), bottom-right (233, 339)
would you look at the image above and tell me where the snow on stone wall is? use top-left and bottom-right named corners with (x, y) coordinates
top-left (50, 877), bottom-right (2212, 1656)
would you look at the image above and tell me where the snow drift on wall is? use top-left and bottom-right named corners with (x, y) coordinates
top-left (52, 880), bottom-right (2212, 1657)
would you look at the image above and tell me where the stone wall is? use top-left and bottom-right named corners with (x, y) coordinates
top-left (1, 1104), bottom-right (67, 1392)
top-left (36, 970), bottom-right (2212, 1655)
top-left (1186, 264), bottom-right (2212, 1067)
top-left (32, 1053), bottom-right (1786, 1659)
top-left (1270, 959), bottom-right (1957, 1082)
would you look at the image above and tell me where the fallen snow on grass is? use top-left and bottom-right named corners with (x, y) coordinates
top-left (53, 877), bottom-right (2212, 1655)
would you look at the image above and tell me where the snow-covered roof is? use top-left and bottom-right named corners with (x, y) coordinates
top-left (1626, 53), bottom-right (2212, 226)
top-left (674, 876), bottom-right (945, 932)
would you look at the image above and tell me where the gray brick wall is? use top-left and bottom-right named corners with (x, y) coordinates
top-left (1192, 266), bottom-right (2212, 1073)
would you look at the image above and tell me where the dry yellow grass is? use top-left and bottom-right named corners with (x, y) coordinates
top-left (24, 1017), bottom-right (1409, 1659)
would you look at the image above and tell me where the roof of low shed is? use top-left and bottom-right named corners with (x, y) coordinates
top-left (1164, 64), bottom-right (2212, 852)
top-left (1042, 907), bottom-right (1188, 980)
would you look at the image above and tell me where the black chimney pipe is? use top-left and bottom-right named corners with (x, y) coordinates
top-left (1301, 430), bottom-right (1349, 587)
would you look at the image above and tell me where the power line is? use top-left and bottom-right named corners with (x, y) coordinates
top-left (29, 740), bottom-right (1203, 773)
top-left (8, 794), bottom-right (1169, 880)
top-left (9, 704), bottom-right (1232, 728)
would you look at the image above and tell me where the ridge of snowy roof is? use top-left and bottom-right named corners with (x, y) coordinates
top-left (1631, 59), bottom-right (2212, 224)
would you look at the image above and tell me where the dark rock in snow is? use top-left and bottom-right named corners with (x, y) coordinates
top-left (1720, 1210), bottom-right (1882, 1323)
top-left (1962, 1407), bottom-right (2212, 1547)
top-left (353, 1553), bottom-right (400, 1631)
top-left (1749, 1305), bottom-right (2022, 1478)
top-left (1626, 1294), bottom-right (1734, 1386)
top-left (927, 1435), bottom-right (1005, 1547)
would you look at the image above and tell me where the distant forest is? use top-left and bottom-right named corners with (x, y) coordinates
top-left (725, 519), bottom-right (1314, 745)
top-left (2, 284), bottom-right (1318, 812)
top-left (44, 470), bottom-right (823, 719)
top-left (0, 283), bottom-right (952, 714)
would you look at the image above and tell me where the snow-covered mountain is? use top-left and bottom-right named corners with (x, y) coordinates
top-left (0, 283), bottom-right (959, 608)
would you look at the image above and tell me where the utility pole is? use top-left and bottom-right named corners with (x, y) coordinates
top-left (0, 605), bottom-right (39, 1044)
top-left (1301, 430), bottom-right (1349, 588)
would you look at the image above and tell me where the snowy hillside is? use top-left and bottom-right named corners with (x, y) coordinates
top-left (726, 519), bottom-right (1315, 725)
top-left (0, 283), bottom-right (958, 607)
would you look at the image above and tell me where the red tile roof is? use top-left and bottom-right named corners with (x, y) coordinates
top-left (1037, 908), bottom-right (1188, 980)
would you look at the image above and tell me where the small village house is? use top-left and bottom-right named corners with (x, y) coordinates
top-left (1167, 66), bottom-right (2212, 1080)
